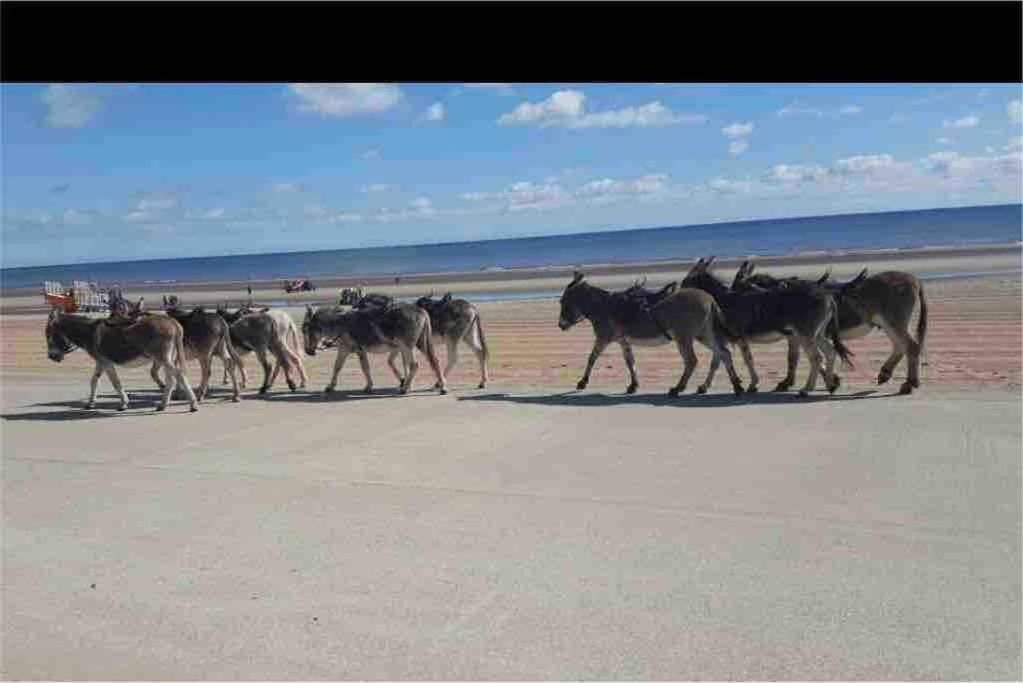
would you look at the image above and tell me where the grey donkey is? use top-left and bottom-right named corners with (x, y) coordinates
top-left (45, 307), bottom-right (199, 412)
top-left (415, 292), bottom-right (490, 389)
top-left (302, 303), bottom-right (448, 395)
top-left (218, 307), bottom-right (303, 394)
top-left (558, 271), bottom-right (745, 396)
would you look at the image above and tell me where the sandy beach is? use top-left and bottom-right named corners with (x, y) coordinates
top-left (2, 246), bottom-right (1021, 679)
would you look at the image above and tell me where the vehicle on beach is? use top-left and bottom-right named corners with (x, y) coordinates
top-left (283, 279), bottom-right (316, 293)
top-left (42, 281), bottom-right (110, 313)
top-left (338, 286), bottom-right (365, 305)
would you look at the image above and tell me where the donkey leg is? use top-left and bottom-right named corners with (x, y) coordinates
top-left (150, 361), bottom-right (166, 390)
top-left (819, 337), bottom-right (841, 394)
top-left (877, 324), bottom-right (906, 387)
top-left (669, 338), bottom-right (698, 397)
top-left (387, 351), bottom-right (406, 390)
top-left (220, 347), bottom-right (241, 402)
top-left (775, 337), bottom-right (800, 392)
top-left (86, 362), bottom-right (104, 409)
top-left (701, 336), bottom-right (744, 396)
top-left (158, 365), bottom-right (175, 411)
top-left (737, 340), bottom-right (760, 393)
top-left (170, 362), bottom-right (199, 412)
top-left (620, 340), bottom-right (639, 394)
top-left (325, 348), bottom-right (349, 393)
top-left (400, 346), bottom-right (419, 395)
top-left (880, 321), bottom-right (920, 394)
top-left (577, 338), bottom-right (610, 390)
top-left (104, 365), bottom-right (130, 411)
top-left (437, 336), bottom-right (458, 389)
top-left (464, 329), bottom-right (488, 389)
top-left (358, 350), bottom-right (374, 393)
top-left (255, 349), bottom-right (273, 394)
top-left (797, 336), bottom-right (823, 397)
top-left (197, 354), bottom-right (212, 402)
top-left (697, 354), bottom-right (719, 394)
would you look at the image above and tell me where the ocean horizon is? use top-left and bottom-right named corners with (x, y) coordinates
top-left (3, 203), bottom-right (1020, 291)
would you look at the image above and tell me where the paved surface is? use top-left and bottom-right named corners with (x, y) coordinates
top-left (2, 379), bottom-right (1021, 680)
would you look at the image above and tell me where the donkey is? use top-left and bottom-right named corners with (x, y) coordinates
top-left (833, 268), bottom-right (928, 394)
top-left (45, 307), bottom-right (198, 412)
top-left (681, 257), bottom-right (854, 397)
top-left (302, 303), bottom-right (448, 395)
top-left (735, 262), bottom-right (928, 394)
top-left (216, 304), bottom-right (308, 390)
top-left (141, 302), bottom-right (244, 402)
top-left (217, 307), bottom-right (301, 394)
top-left (415, 292), bottom-right (490, 389)
top-left (352, 292), bottom-right (395, 311)
top-left (558, 271), bottom-right (744, 396)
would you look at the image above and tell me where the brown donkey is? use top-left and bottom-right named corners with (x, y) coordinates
top-left (45, 307), bottom-right (198, 412)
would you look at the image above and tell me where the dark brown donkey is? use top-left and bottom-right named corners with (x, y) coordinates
top-left (45, 307), bottom-right (199, 412)
top-left (558, 271), bottom-right (744, 396)
top-left (302, 303), bottom-right (448, 395)
top-left (415, 292), bottom-right (490, 389)
top-left (735, 261), bottom-right (928, 395)
top-left (681, 257), bottom-right (854, 397)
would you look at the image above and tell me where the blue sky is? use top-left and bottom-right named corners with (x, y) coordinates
top-left (2, 83), bottom-right (1021, 267)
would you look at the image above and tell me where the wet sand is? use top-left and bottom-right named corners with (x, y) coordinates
top-left (2, 248), bottom-right (1021, 679)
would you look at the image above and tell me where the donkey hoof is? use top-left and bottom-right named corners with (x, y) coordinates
top-left (798, 389), bottom-right (810, 398)
top-left (117, 405), bottom-right (128, 412)
top-left (733, 385), bottom-right (745, 396)
top-left (746, 385), bottom-right (759, 394)
top-left (324, 386), bottom-right (334, 394)
top-left (910, 378), bottom-right (921, 389)
top-left (576, 380), bottom-right (588, 391)
top-left (478, 382), bottom-right (486, 389)
top-left (626, 384), bottom-right (638, 395)
top-left (773, 381), bottom-right (792, 392)
top-left (697, 385), bottom-right (708, 395)
top-left (363, 386), bottom-right (374, 394)
top-left (667, 387), bottom-right (680, 397)
top-left (439, 388), bottom-right (448, 395)
top-left (828, 377), bottom-right (842, 394)
top-left (85, 402), bottom-right (96, 410)
top-left (156, 404), bottom-right (167, 412)
top-left (288, 381), bottom-right (297, 392)
top-left (877, 371), bottom-right (892, 385)
top-left (232, 396), bottom-right (242, 403)
top-left (258, 387), bottom-right (268, 395)
top-left (190, 405), bottom-right (199, 413)
top-left (899, 382), bottom-right (914, 395)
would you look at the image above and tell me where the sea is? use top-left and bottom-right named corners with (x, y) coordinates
top-left (3, 203), bottom-right (1020, 292)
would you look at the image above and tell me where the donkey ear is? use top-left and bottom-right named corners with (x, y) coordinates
top-left (746, 262), bottom-right (755, 276)
top-left (571, 270), bottom-right (584, 284)
top-left (818, 266), bottom-right (832, 284)
top-left (704, 256), bottom-right (716, 270)
top-left (305, 304), bottom-right (314, 317)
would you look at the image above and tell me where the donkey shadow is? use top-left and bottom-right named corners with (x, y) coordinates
top-left (245, 386), bottom-right (443, 403)
top-left (2, 389), bottom-right (244, 422)
top-left (458, 387), bottom-right (893, 409)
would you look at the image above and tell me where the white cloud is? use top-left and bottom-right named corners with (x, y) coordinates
top-left (721, 122), bottom-right (753, 139)
top-left (937, 137), bottom-right (952, 145)
top-left (62, 209), bottom-right (93, 225)
top-left (943, 115), bottom-right (980, 129)
top-left (576, 174), bottom-right (669, 200)
top-left (839, 105), bottom-right (863, 115)
top-left (497, 90), bottom-right (705, 129)
top-left (1009, 99), bottom-right (1023, 124)
top-left (361, 149), bottom-right (381, 160)
top-left (124, 210), bottom-right (155, 223)
top-left (361, 183), bottom-right (394, 193)
top-left (889, 113), bottom-right (908, 124)
top-left (729, 140), bottom-right (749, 157)
top-left (425, 102), bottom-right (445, 122)
top-left (40, 85), bottom-right (103, 128)
top-left (410, 197), bottom-right (434, 213)
top-left (137, 197), bottom-right (177, 211)
top-left (833, 154), bottom-right (896, 175)
top-left (777, 102), bottom-right (823, 117)
top-left (271, 182), bottom-right (303, 194)
top-left (289, 84), bottom-right (402, 118)
top-left (503, 181), bottom-right (571, 211)
top-left (922, 149), bottom-right (1022, 179)
top-left (708, 177), bottom-right (757, 194)
top-left (200, 208), bottom-right (225, 220)
top-left (766, 163), bottom-right (829, 183)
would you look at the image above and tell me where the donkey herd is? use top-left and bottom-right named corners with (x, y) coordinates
top-left (44, 258), bottom-right (927, 412)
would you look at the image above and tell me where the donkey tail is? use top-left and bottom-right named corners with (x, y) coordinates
top-left (711, 302), bottom-right (738, 344)
top-left (828, 298), bottom-right (856, 371)
top-left (174, 325), bottom-right (187, 373)
top-left (473, 312), bottom-right (490, 364)
top-left (916, 283), bottom-right (928, 353)
top-left (419, 314), bottom-right (446, 390)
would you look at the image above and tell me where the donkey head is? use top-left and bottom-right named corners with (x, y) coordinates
top-left (559, 271), bottom-right (588, 330)
top-left (301, 305), bottom-right (326, 356)
top-left (45, 307), bottom-right (74, 362)
top-left (680, 256), bottom-right (727, 297)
